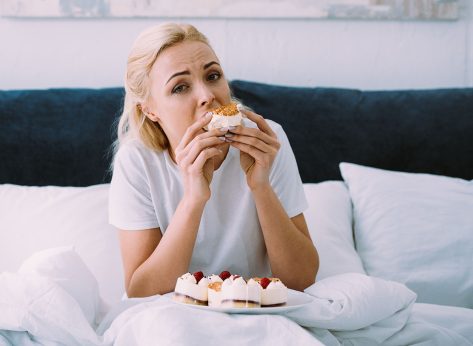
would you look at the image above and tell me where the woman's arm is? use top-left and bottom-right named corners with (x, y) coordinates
top-left (118, 114), bottom-right (225, 298)
top-left (228, 109), bottom-right (318, 291)
top-left (252, 186), bottom-right (318, 291)
top-left (119, 195), bottom-right (206, 298)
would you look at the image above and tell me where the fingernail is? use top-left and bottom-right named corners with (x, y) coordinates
top-left (225, 138), bottom-right (233, 143)
top-left (228, 126), bottom-right (237, 131)
top-left (218, 136), bottom-right (226, 141)
top-left (224, 133), bottom-right (233, 138)
top-left (220, 127), bottom-right (229, 132)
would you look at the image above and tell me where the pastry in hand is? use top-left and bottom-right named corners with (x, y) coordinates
top-left (206, 102), bottom-right (243, 130)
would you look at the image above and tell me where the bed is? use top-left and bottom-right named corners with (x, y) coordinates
top-left (1, 80), bottom-right (472, 345)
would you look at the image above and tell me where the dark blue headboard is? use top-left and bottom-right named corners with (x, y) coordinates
top-left (230, 80), bottom-right (473, 183)
top-left (0, 88), bottom-right (123, 186)
top-left (1, 80), bottom-right (472, 186)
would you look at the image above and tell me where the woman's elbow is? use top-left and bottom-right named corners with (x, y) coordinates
top-left (125, 275), bottom-right (173, 298)
top-left (125, 273), bottom-right (151, 298)
top-left (302, 249), bottom-right (319, 290)
top-left (125, 281), bottom-right (144, 298)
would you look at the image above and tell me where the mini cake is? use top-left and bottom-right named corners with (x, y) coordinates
top-left (208, 281), bottom-right (223, 307)
top-left (173, 271), bottom-right (209, 306)
top-left (220, 275), bottom-right (261, 308)
top-left (207, 272), bottom-right (225, 307)
top-left (207, 103), bottom-right (243, 130)
top-left (254, 277), bottom-right (288, 307)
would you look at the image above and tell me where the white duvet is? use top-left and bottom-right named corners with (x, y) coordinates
top-left (1, 266), bottom-right (472, 346)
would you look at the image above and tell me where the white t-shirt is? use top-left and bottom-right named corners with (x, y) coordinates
top-left (109, 119), bottom-right (308, 278)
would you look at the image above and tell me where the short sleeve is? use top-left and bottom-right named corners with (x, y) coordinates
top-left (268, 121), bottom-right (308, 217)
top-left (108, 143), bottom-right (160, 230)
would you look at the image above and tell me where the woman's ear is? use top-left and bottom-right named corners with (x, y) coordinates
top-left (139, 104), bottom-right (160, 122)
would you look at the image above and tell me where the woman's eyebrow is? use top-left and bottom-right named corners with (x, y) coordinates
top-left (166, 70), bottom-right (190, 85)
top-left (204, 61), bottom-right (220, 70)
top-left (166, 61), bottom-right (220, 85)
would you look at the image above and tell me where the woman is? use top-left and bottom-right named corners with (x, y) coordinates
top-left (109, 23), bottom-right (318, 298)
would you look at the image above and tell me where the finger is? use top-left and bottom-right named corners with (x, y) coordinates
top-left (187, 127), bottom-right (233, 148)
top-left (229, 126), bottom-right (279, 147)
top-left (190, 147), bottom-right (222, 173)
top-left (176, 128), bottom-right (229, 164)
top-left (225, 133), bottom-right (274, 154)
top-left (175, 112), bottom-right (213, 152)
top-left (230, 142), bottom-right (272, 167)
top-left (239, 108), bottom-right (277, 138)
top-left (177, 136), bottom-right (226, 167)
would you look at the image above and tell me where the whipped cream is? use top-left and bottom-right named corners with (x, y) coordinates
top-left (261, 279), bottom-right (287, 306)
top-left (246, 278), bottom-right (262, 305)
top-left (208, 282), bottom-right (223, 307)
top-left (198, 277), bottom-right (209, 287)
top-left (174, 273), bottom-right (208, 302)
top-left (207, 274), bottom-right (223, 283)
top-left (220, 276), bottom-right (261, 307)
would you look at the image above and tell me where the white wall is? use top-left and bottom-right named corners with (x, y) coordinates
top-left (0, 2), bottom-right (471, 90)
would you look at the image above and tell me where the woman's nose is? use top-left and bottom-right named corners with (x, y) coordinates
top-left (198, 84), bottom-right (215, 107)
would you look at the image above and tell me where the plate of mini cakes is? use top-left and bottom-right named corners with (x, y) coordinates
top-left (165, 271), bottom-right (313, 314)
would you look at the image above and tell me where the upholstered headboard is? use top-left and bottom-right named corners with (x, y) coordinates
top-left (231, 80), bottom-right (473, 183)
top-left (0, 88), bottom-right (123, 186)
top-left (1, 80), bottom-right (472, 186)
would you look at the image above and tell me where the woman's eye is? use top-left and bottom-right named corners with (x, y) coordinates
top-left (172, 84), bottom-right (188, 94)
top-left (207, 72), bottom-right (221, 81)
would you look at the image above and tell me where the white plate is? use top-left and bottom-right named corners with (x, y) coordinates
top-left (163, 289), bottom-right (313, 314)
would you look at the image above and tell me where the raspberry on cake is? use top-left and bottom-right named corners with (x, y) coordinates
top-left (254, 277), bottom-right (288, 307)
top-left (219, 270), bottom-right (231, 281)
top-left (206, 103), bottom-right (243, 131)
top-left (173, 271), bottom-right (209, 306)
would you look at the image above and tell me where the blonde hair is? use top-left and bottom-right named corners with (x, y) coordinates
top-left (111, 23), bottom-right (211, 159)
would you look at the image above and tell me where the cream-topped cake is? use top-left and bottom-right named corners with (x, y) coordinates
top-left (254, 277), bottom-right (288, 307)
top-left (207, 103), bottom-right (243, 130)
top-left (207, 273), bottom-right (224, 307)
top-left (173, 271), bottom-right (209, 306)
top-left (220, 275), bottom-right (261, 308)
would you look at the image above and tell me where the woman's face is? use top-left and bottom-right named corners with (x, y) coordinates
top-left (145, 40), bottom-right (231, 149)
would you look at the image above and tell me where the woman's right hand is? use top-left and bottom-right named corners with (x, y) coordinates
top-left (174, 113), bottom-right (226, 204)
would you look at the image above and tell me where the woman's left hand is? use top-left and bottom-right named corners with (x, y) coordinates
top-left (227, 108), bottom-right (280, 191)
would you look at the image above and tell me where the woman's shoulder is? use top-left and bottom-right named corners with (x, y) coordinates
top-left (114, 139), bottom-right (166, 167)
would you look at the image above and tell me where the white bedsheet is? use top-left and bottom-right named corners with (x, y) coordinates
top-left (1, 269), bottom-right (472, 346)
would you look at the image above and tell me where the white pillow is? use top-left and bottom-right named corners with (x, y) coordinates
top-left (303, 182), bottom-right (365, 281)
top-left (18, 246), bottom-right (101, 327)
top-left (340, 162), bottom-right (473, 308)
top-left (0, 184), bottom-right (124, 307)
